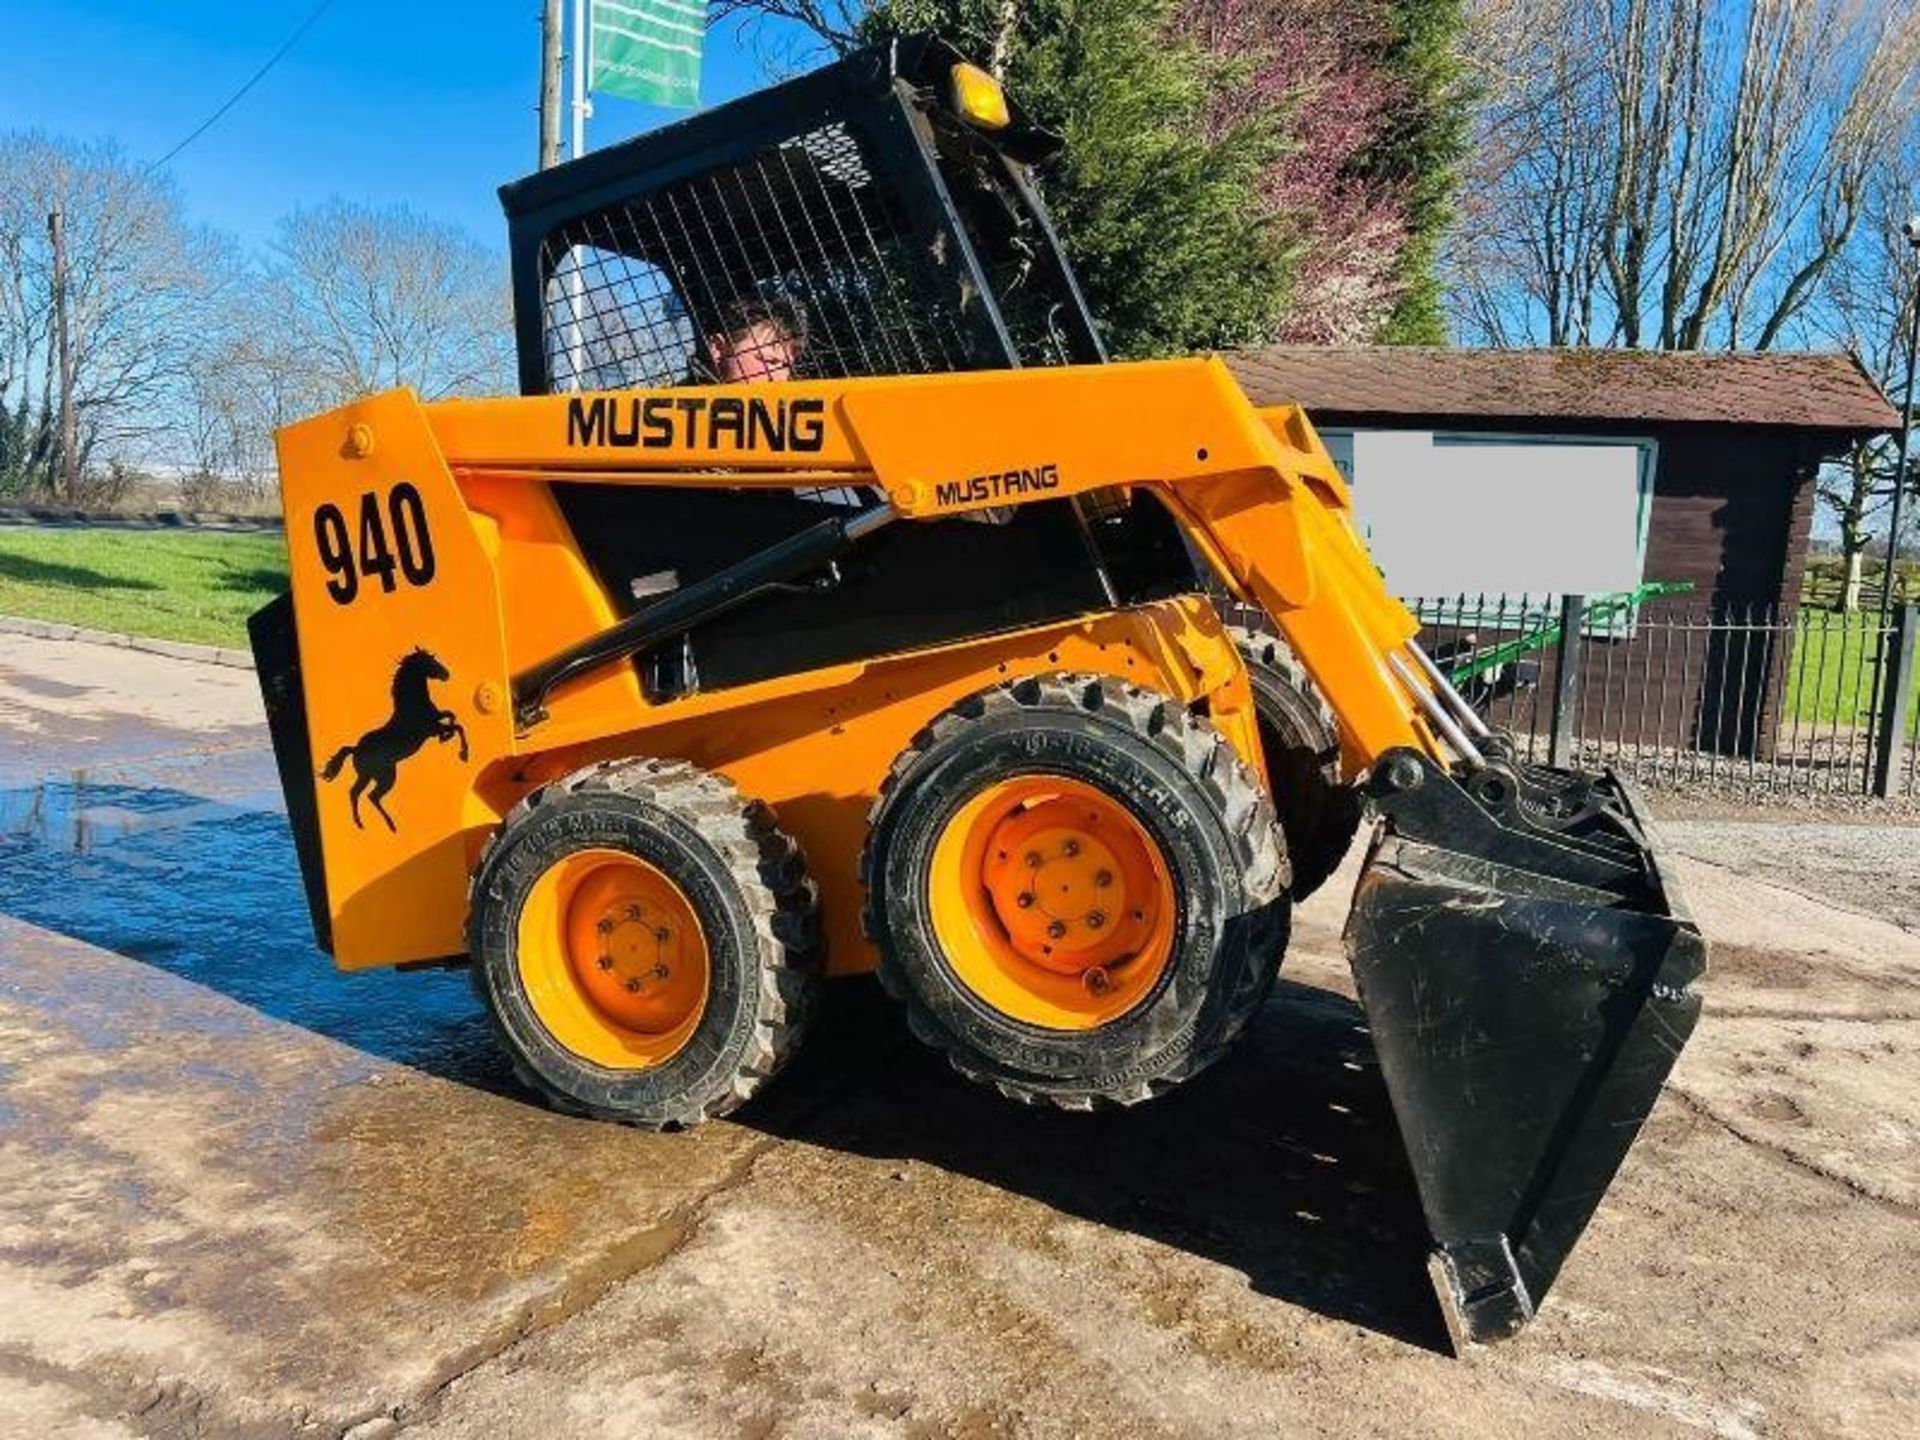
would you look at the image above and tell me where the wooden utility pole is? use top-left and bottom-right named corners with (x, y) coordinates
top-left (539, 0), bottom-right (564, 169)
top-left (47, 206), bottom-right (78, 501)
top-left (539, 0), bottom-right (565, 170)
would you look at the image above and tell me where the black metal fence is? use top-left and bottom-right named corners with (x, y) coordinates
top-left (1413, 591), bottom-right (1920, 800)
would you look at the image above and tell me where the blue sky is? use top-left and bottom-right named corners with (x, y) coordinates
top-left (0, 2), bottom-right (820, 250)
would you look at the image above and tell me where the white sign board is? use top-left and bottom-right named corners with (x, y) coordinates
top-left (1343, 431), bottom-right (1651, 600)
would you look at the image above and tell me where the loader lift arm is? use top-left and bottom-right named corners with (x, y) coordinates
top-left (437, 356), bottom-right (1461, 775)
top-left (475, 357), bottom-right (1668, 894)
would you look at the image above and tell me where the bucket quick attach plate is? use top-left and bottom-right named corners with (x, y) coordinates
top-left (1345, 749), bottom-right (1706, 1346)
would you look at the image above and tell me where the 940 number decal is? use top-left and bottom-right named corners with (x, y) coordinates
top-left (314, 484), bottom-right (436, 605)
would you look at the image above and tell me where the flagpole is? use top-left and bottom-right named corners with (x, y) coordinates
top-left (571, 0), bottom-right (590, 158)
top-left (565, 0), bottom-right (590, 387)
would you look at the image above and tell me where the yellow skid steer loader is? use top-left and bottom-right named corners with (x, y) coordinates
top-left (250, 38), bottom-right (1705, 1345)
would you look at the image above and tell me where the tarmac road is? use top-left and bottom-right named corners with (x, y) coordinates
top-left (2, 632), bottom-right (1917, 1439)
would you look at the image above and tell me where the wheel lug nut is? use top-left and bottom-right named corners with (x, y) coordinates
top-left (1015, 892), bottom-right (1035, 909)
top-left (625, 978), bottom-right (643, 994)
top-left (1063, 839), bottom-right (1081, 857)
top-left (1087, 911), bottom-right (1107, 930)
top-left (626, 904), bottom-right (644, 921)
top-left (1083, 967), bottom-right (1113, 995)
top-left (654, 964), bottom-right (670, 980)
top-left (1047, 920), bottom-right (1068, 940)
top-left (1094, 870), bottom-right (1113, 889)
top-left (596, 955), bottom-right (614, 971)
top-left (1024, 851), bottom-right (1042, 869)
top-left (597, 918), bottom-right (616, 935)
top-left (654, 927), bottom-right (671, 943)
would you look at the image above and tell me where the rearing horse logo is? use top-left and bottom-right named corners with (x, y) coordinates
top-left (319, 648), bottom-right (469, 832)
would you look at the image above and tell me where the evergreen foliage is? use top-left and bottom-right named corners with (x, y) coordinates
top-left (1360, 0), bottom-right (1469, 343)
top-left (868, 0), bottom-right (1293, 357)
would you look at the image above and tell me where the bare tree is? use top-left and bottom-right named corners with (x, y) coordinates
top-left (708, 1), bottom-right (868, 70)
top-left (264, 201), bottom-right (515, 406)
top-left (1450, 0), bottom-right (1920, 353)
top-left (178, 317), bottom-right (297, 507)
top-left (710, 0), bottom-right (864, 39)
top-left (0, 140), bottom-right (512, 507)
top-left (1814, 145), bottom-right (1920, 608)
top-left (708, 0), bottom-right (1016, 71)
top-left (0, 131), bottom-right (231, 501)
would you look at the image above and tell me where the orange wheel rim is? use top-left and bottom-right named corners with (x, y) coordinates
top-left (928, 776), bottom-right (1176, 1030)
top-left (516, 849), bottom-right (710, 1068)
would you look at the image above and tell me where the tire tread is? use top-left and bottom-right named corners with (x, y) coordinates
top-left (468, 757), bottom-right (820, 1128)
top-left (1225, 618), bottom-right (1364, 901)
top-left (862, 674), bottom-right (1288, 1112)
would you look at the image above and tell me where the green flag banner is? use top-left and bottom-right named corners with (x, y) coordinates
top-left (591, 0), bottom-right (706, 109)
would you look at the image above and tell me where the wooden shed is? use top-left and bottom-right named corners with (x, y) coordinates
top-left (1223, 347), bottom-right (1899, 755)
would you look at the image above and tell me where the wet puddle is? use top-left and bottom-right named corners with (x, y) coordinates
top-left (0, 768), bottom-right (504, 1088)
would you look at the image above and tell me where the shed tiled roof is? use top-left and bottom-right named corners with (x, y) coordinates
top-left (1224, 346), bottom-right (1898, 434)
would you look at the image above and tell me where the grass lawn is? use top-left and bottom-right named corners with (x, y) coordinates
top-left (1782, 608), bottom-right (1920, 730)
top-left (0, 527), bottom-right (287, 649)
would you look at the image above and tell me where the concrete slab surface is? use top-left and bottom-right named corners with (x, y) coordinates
top-left (2, 632), bottom-right (1917, 1438)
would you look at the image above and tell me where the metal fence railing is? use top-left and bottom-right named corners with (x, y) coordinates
top-left (1411, 591), bottom-right (1920, 801)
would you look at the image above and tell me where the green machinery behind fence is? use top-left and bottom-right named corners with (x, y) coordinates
top-left (1439, 582), bottom-right (1697, 686)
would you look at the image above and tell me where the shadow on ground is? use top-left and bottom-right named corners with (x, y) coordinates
top-left (212, 563), bottom-right (288, 595)
top-left (1, 775), bottom-right (1445, 1350)
top-left (0, 551), bottom-right (159, 591)
top-left (745, 975), bottom-right (1449, 1352)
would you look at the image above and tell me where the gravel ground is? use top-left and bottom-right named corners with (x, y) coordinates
top-left (1480, 727), bottom-right (1920, 817)
top-left (1656, 815), bottom-right (1920, 933)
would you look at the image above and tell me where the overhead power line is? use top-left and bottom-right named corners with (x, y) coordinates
top-left (152, 0), bottom-right (341, 169)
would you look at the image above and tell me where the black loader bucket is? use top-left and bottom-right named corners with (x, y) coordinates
top-left (1345, 747), bottom-right (1706, 1346)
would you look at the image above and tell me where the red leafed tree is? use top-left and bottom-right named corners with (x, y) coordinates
top-left (716, 0), bottom-right (1467, 346)
top-left (1175, 0), bottom-right (1440, 344)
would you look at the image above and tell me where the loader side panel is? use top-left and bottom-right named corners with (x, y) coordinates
top-left (553, 484), bottom-right (1111, 693)
top-left (275, 391), bottom-right (516, 970)
top-left (480, 596), bottom-right (1261, 978)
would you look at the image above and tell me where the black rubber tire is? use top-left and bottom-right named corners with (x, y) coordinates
top-left (862, 674), bottom-right (1291, 1111)
top-left (467, 757), bottom-right (820, 1128)
top-left (1228, 622), bottom-right (1364, 901)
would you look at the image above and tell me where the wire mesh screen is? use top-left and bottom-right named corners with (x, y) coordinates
top-left (936, 146), bottom-right (1081, 369)
top-left (539, 122), bottom-right (980, 392)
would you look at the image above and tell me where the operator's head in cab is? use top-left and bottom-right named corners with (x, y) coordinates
top-left (701, 296), bottom-right (807, 385)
